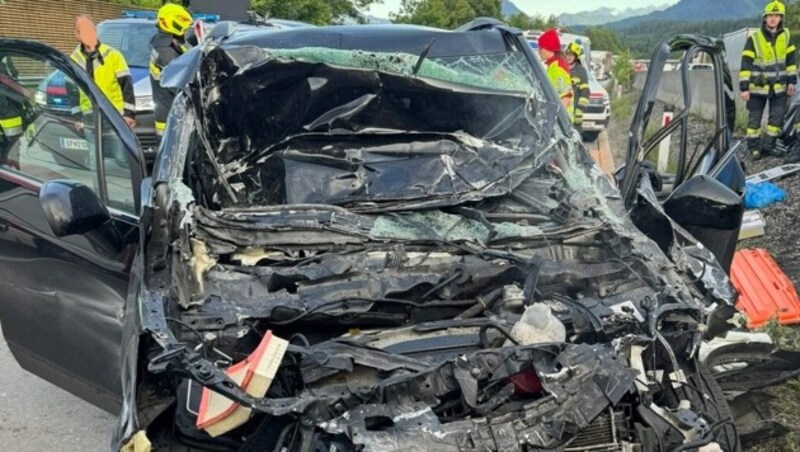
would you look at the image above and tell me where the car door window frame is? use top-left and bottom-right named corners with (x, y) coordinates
top-left (0, 39), bottom-right (145, 216)
top-left (621, 36), bottom-right (733, 208)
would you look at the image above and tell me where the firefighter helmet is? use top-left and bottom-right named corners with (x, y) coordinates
top-left (157, 3), bottom-right (192, 37)
top-left (566, 42), bottom-right (583, 59)
top-left (764, 1), bottom-right (786, 17)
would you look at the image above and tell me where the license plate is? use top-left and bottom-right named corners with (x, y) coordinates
top-left (59, 137), bottom-right (88, 151)
top-left (583, 121), bottom-right (596, 128)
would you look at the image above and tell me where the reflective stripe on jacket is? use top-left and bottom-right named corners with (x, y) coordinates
top-left (71, 43), bottom-right (136, 116)
top-left (569, 63), bottom-right (590, 124)
top-left (0, 115), bottom-right (23, 137)
top-left (150, 31), bottom-right (187, 135)
top-left (740, 25), bottom-right (797, 96)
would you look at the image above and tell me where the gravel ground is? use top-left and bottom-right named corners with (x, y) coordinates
top-left (738, 151), bottom-right (800, 289)
top-left (736, 147), bottom-right (800, 452)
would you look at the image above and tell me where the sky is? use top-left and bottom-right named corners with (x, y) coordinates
top-left (366, 0), bottom-right (680, 19)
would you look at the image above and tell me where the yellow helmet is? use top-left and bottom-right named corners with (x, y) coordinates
top-left (764, 1), bottom-right (786, 16)
top-left (567, 42), bottom-right (583, 59)
top-left (157, 3), bottom-right (193, 36)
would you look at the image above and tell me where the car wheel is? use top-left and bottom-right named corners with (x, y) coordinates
top-left (686, 363), bottom-right (743, 452)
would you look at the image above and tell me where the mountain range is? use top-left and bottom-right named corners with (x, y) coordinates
top-left (559, 5), bottom-right (668, 26)
top-left (501, 0), bottom-right (523, 17)
top-left (502, 0), bottom-right (763, 29)
top-left (607, 0), bottom-right (763, 28)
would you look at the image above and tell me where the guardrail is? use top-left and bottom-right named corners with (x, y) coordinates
top-left (633, 71), bottom-right (722, 120)
top-left (633, 71), bottom-right (754, 123)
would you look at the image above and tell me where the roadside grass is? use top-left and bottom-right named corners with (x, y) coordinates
top-left (610, 91), bottom-right (634, 120)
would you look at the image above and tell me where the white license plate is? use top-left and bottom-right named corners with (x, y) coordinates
top-left (59, 137), bottom-right (88, 151)
top-left (583, 122), bottom-right (596, 128)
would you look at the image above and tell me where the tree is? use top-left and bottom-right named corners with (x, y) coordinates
top-left (584, 27), bottom-right (626, 53)
top-left (251, 0), bottom-right (377, 25)
top-left (392, 0), bottom-right (502, 29)
top-left (784, 0), bottom-right (800, 40)
top-left (615, 16), bottom-right (756, 58)
top-left (612, 50), bottom-right (634, 89)
top-left (506, 13), bottom-right (559, 31)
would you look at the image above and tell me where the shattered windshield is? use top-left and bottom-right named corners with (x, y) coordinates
top-left (266, 47), bottom-right (538, 93)
top-left (189, 44), bottom-right (567, 215)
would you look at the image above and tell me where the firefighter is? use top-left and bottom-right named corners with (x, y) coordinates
top-left (0, 55), bottom-right (23, 155)
top-left (150, 3), bottom-right (193, 138)
top-left (0, 84), bottom-right (25, 164)
top-left (0, 53), bottom-right (32, 168)
top-left (740, 1), bottom-right (796, 160)
top-left (566, 41), bottom-right (590, 132)
top-left (538, 29), bottom-right (573, 120)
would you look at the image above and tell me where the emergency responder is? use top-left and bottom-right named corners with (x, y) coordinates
top-left (0, 55), bottom-right (28, 167)
top-left (537, 29), bottom-right (573, 121)
top-left (740, 1), bottom-right (796, 159)
top-left (0, 83), bottom-right (25, 164)
top-left (71, 16), bottom-right (136, 128)
top-left (150, 3), bottom-right (193, 138)
top-left (566, 41), bottom-right (590, 132)
top-left (71, 15), bottom-right (135, 168)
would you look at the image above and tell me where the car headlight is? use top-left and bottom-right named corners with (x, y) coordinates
top-left (136, 95), bottom-right (154, 112)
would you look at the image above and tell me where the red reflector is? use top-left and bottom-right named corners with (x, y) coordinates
top-left (510, 370), bottom-right (543, 395)
top-left (46, 86), bottom-right (67, 96)
top-left (590, 92), bottom-right (604, 98)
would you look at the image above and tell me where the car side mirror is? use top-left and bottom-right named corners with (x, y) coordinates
top-left (663, 175), bottom-right (743, 272)
top-left (39, 180), bottom-right (111, 237)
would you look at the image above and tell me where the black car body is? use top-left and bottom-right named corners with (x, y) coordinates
top-left (0, 22), bottom-right (797, 452)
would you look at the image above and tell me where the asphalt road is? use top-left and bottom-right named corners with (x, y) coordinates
top-left (0, 324), bottom-right (115, 451)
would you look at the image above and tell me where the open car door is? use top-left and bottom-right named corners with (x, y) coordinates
top-left (0, 39), bottom-right (145, 413)
top-left (619, 34), bottom-right (746, 272)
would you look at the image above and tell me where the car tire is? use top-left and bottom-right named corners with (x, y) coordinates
top-left (687, 363), bottom-right (743, 452)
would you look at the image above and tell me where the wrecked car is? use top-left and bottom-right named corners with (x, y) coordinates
top-left (0, 22), bottom-right (796, 451)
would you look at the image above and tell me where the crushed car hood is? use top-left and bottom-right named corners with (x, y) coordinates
top-left (126, 28), bottom-right (749, 452)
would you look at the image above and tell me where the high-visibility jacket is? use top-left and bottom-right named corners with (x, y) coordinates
top-left (0, 78), bottom-right (24, 139)
top-left (545, 56), bottom-right (574, 120)
top-left (70, 43), bottom-right (136, 117)
top-left (740, 24), bottom-right (797, 96)
top-left (569, 62), bottom-right (590, 125)
top-left (0, 110), bottom-right (23, 138)
top-left (150, 31), bottom-right (188, 136)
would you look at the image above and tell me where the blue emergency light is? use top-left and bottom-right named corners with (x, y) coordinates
top-left (121, 10), bottom-right (156, 19)
top-left (192, 13), bottom-right (220, 22)
top-left (120, 10), bottom-right (219, 22)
